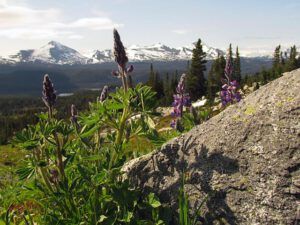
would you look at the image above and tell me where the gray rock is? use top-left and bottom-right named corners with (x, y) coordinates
top-left (123, 69), bottom-right (300, 224)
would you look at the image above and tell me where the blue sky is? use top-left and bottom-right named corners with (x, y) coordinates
top-left (0, 0), bottom-right (299, 55)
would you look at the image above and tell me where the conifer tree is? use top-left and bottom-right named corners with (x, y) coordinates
top-left (233, 46), bottom-right (242, 83)
top-left (186, 39), bottom-right (207, 100)
top-left (146, 63), bottom-right (164, 99)
top-left (228, 43), bottom-right (233, 63)
top-left (147, 63), bottom-right (155, 87)
top-left (272, 45), bottom-right (283, 78)
top-left (163, 73), bottom-right (173, 105)
top-left (171, 71), bottom-right (179, 93)
top-left (273, 45), bottom-right (281, 67)
top-left (153, 72), bottom-right (164, 99)
top-left (285, 45), bottom-right (298, 71)
top-left (207, 54), bottom-right (225, 102)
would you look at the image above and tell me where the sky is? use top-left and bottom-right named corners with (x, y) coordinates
top-left (0, 0), bottom-right (299, 55)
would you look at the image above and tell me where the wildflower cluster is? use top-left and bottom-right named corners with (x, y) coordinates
top-left (220, 54), bottom-right (241, 106)
top-left (171, 73), bottom-right (191, 129)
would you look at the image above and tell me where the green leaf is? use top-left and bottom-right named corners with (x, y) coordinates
top-left (80, 125), bottom-right (99, 138)
top-left (148, 193), bottom-right (161, 208)
top-left (92, 171), bottom-right (108, 185)
top-left (119, 211), bottom-right (133, 223)
top-left (98, 215), bottom-right (107, 223)
top-left (146, 116), bottom-right (156, 129)
top-left (82, 155), bottom-right (103, 161)
top-left (16, 166), bottom-right (35, 180)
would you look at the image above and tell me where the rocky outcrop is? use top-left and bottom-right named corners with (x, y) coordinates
top-left (123, 69), bottom-right (300, 224)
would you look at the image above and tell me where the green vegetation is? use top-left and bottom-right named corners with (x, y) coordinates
top-left (0, 91), bottom-right (100, 145)
top-left (0, 29), bottom-right (299, 224)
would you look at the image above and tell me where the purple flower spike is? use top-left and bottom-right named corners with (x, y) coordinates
top-left (220, 52), bottom-right (242, 106)
top-left (42, 74), bottom-right (56, 108)
top-left (113, 29), bottom-right (128, 70)
top-left (224, 55), bottom-right (233, 80)
top-left (170, 73), bottom-right (191, 130)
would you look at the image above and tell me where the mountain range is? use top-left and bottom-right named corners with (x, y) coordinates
top-left (0, 41), bottom-right (294, 95)
top-left (1, 41), bottom-right (275, 66)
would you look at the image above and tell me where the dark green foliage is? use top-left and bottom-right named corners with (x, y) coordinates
top-left (147, 64), bottom-right (164, 99)
top-left (186, 39), bottom-right (207, 100)
top-left (0, 91), bottom-right (99, 144)
top-left (233, 47), bottom-right (242, 83)
top-left (241, 44), bottom-right (300, 87)
top-left (207, 54), bottom-right (226, 102)
top-left (285, 45), bottom-right (298, 71)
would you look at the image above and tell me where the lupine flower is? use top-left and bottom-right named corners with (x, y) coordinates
top-left (224, 56), bottom-right (233, 80)
top-left (220, 54), bottom-right (241, 106)
top-left (113, 29), bottom-right (128, 70)
top-left (42, 74), bottom-right (56, 108)
top-left (170, 74), bottom-right (191, 130)
top-left (70, 104), bottom-right (77, 123)
top-left (112, 29), bottom-right (134, 90)
top-left (99, 85), bottom-right (109, 102)
top-left (170, 119), bottom-right (184, 132)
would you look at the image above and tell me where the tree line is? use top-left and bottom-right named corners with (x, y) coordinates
top-left (146, 40), bottom-right (300, 104)
top-left (1, 42), bottom-right (299, 145)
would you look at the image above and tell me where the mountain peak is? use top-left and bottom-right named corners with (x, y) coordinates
top-left (48, 41), bottom-right (63, 47)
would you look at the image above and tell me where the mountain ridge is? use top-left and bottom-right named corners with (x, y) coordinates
top-left (1, 41), bottom-right (278, 66)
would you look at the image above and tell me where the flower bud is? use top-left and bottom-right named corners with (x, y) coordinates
top-left (113, 29), bottom-right (128, 69)
top-left (99, 85), bottom-right (109, 102)
top-left (42, 74), bottom-right (56, 108)
top-left (126, 65), bottom-right (134, 73)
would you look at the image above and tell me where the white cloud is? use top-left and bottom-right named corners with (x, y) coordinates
top-left (69, 17), bottom-right (123, 30)
top-left (0, 1), bottom-right (121, 39)
top-left (172, 29), bottom-right (188, 35)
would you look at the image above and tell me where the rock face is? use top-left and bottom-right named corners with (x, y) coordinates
top-left (123, 69), bottom-right (300, 224)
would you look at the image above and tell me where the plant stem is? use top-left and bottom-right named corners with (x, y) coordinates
top-left (49, 106), bottom-right (65, 180)
top-left (109, 107), bottom-right (128, 169)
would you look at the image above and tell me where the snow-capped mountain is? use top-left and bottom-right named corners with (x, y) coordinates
top-left (81, 42), bottom-right (224, 63)
top-left (8, 41), bottom-right (89, 65)
top-left (3, 40), bottom-right (294, 65)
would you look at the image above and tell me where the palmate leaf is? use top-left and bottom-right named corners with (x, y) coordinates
top-left (16, 165), bottom-right (35, 180)
top-left (14, 126), bottom-right (40, 150)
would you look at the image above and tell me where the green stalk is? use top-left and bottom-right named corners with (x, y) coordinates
top-left (54, 133), bottom-right (65, 179)
top-left (35, 148), bottom-right (53, 192)
top-left (109, 107), bottom-right (128, 170)
top-left (49, 106), bottom-right (65, 180)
